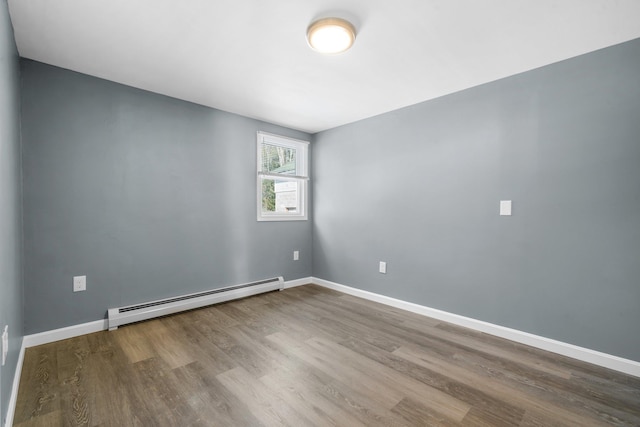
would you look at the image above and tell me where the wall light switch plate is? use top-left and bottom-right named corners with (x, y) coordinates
top-left (73, 275), bottom-right (87, 292)
top-left (379, 261), bottom-right (387, 274)
top-left (500, 200), bottom-right (512, 216)
top-left (293, 251), bottom-right (299, 261)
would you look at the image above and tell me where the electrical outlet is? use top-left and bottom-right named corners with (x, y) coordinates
top-left (73, 275), bottom-right (87, 292)
top-left (379, 261), bottom-right (387, 274)
top-left (2, 325), bottom-right (8, 366)
top-left (293, 251), bottom-right (299, 261)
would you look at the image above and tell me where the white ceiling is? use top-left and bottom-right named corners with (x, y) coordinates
top-left (8, 0), bottom-right (640, 133)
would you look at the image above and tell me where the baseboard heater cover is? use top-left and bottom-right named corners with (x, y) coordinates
top-left (107, 276), bottom-right (284, 330)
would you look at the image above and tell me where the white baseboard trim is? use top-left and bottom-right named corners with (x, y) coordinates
top-left (15, 278), bottom-right (639, 379)
top-left (311, 277), bottom-right (640, 378)
top-left (20, 278), bottom-right (313, 348)
top-left (4, 342), bottom-right (25, 427)
top-left (22, 319), bottom-right (108, 349)
top-left (19, 277), bottom-right (313, 348)
top-left (0, 278), bottom-right (292, 426)
top-left (284, 277), bottom-right (313, 289)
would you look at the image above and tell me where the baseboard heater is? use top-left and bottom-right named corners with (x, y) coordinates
top-left (107, 276), bottom-right (284, 330)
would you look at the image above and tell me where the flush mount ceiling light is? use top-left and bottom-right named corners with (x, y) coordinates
top-left (307, 17), bottom-right (356, 54)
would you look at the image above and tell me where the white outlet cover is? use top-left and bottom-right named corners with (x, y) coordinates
top-left (2, 325), bottom-right (8, 366)
top-left (73, 275), bottom-right (87, 292)
top-left (379, 261), bottom-right (387, 274)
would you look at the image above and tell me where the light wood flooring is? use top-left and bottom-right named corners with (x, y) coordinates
top-left (13, 284), bottom-right (640, 426)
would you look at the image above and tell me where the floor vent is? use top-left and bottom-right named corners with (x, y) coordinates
top-left (107, 276), bottom-right (284, 330)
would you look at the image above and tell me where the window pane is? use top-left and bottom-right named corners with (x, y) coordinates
top-left (261, 177), bottom-right (300, 214)
top-left (261, 143), bottom-right (297, 175)
top-left (257, 132), bottom-right (308, 221)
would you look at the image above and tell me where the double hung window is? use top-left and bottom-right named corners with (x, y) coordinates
top-left (257, 132), bottom-right (309, 221)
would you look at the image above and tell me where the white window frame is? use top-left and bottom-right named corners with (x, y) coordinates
top-left (257, 131), bottom-right (309, 221)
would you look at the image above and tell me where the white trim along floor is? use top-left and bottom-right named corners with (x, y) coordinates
top-left (6, 277), bottom-right (640, 427)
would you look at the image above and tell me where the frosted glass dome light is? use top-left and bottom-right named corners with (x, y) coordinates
top-left (307, 18), bottom-right (356, 54)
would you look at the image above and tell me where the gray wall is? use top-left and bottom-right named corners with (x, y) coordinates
top-left (312, 38), bottom-right (640, 362)
top-left (21, 59), bottom-right (312, 334)
top-left (0, 0), bottom-right (23, 424)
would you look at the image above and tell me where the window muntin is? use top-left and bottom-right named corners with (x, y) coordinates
top-left (257, 132), bottom-right (309, 221)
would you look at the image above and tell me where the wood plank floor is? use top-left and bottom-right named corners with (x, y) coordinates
top-left (13, 284), bottom-right (640, 426)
